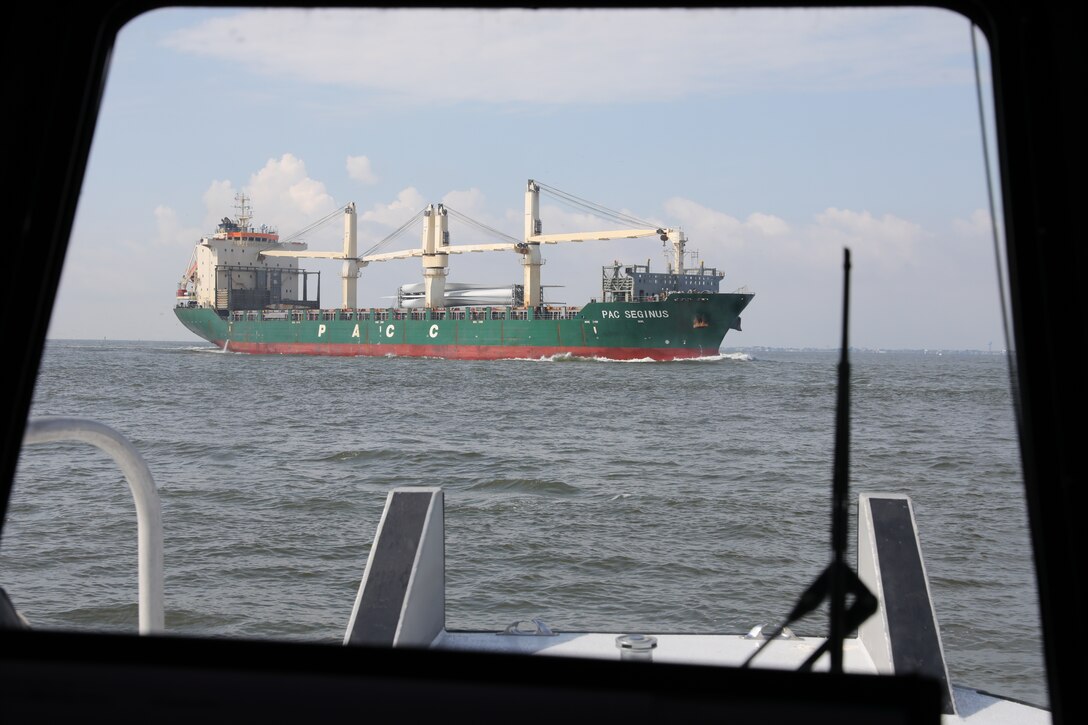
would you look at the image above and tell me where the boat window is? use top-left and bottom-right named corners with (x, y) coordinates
top-left (3, 4), bottom-right (1046, 712)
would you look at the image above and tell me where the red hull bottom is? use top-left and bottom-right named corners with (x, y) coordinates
top-left (214, 340), bottom-right (718, 361)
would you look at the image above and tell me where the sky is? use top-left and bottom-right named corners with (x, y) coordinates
top-left (47, 6), bottom-right (1008, 350)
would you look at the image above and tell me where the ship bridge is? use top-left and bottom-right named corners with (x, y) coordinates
top-left (601, 262), bottom-right (725, 303)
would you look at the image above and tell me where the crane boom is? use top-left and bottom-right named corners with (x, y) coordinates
top-left (261, 233), bottom-right (665, 262)
top-left (360, 242), bottom-right (519, 264)
top-left (256, 181), bottom-right (687, 309)
top-left (528, 229), bottom-right (663, 244)
top-left (260, 250), bottom-right (347, 259)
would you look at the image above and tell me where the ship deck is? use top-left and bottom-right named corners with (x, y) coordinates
top-left (433, 631), bottom-right (1045, 724)
top-left (344, 487), bottom-right (1051, 724)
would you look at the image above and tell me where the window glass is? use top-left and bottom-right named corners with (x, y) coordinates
top-left (3, 5), bottom-right (1045, 710)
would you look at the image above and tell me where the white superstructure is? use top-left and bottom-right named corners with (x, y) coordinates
top-left (177, 193), bottom-right (313, 310)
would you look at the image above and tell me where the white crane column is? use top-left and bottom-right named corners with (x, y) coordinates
top-left (523, 179), bottom-right (544, 307)
top-left (422, 204), bottom-right (449, 308)
top-left (668, 229), bottom-right (687, 275)
top-left (341, 202), bottom-right (359, 309)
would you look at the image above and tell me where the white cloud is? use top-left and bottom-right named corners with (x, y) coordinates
top-left (360, 187), bottom-right (427, 227)
top-left (202, 179), bottom-right (237, 231)
top-left (248, 154), bottom-right (335, 217)
top-left (153, 205), bottom-right (202, 251)
top-left (439, 188), bottom-right (520, 243)
top-left (663, 197), bottom-right (790, 252)
top-left (197, 155), bottom-right (339, 244)
top-left (346, 155), bottom-right (378, 184)
top-left (953, 208), bottom-right (993, 236)
top-left (441, 188), bottom-right (488, 217)
top-left (745, 212), bottom-right (791, 237)
top-left (808, 207), bottom-right (923, 268)
top-left (651, 198), bottom-right (926, 324)
top-left (162, 7), bottom-right (974, 106)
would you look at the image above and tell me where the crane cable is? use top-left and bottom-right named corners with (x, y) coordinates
top-left (445, 206), bottom-right (521, 245)
top-left (534, 181), bottom-right (661, 230)
top-left (279, 204), bottom-right (351, 245)
top-left (361, 208), bottom-right (428, 258)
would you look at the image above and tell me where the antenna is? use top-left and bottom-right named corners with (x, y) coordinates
top-left (741, 248), bottom-right (875, 672)
top-left (828, 247), bottom-right (852, 673)
top-left (234, 192), bottom-right (254, 231)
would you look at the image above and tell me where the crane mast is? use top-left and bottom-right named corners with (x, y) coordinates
top-left (421, 204), bottom-right (450, 308)
top-left (522, 180), bottom-right (545, 307)
top-left (341, 203), bottom-right (359, 309)
top-left (522, 179), bottom-right (681, 307)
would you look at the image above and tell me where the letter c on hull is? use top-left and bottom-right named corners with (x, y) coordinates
top-left (385, 324), bottom-right (395, 338)
top-left (429, 324), bottom-right (439, 338)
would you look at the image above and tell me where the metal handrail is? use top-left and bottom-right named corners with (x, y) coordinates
top-left (21, 417), bottom-right (164, 634)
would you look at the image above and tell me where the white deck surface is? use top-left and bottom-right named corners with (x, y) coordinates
top-left (433, 631), bottom-right (1050, 724)
top-left (435, 630), bottom-right (877, 671)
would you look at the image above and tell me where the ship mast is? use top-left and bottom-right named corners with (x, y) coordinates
top-left (666, 229), bottom-right (687, 274)
top-left (234, 192), bottom-right (253, 232)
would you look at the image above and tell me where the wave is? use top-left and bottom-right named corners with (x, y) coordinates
top-left (466, 478), bottom-right (580, 495)
top-left (517, 351), bottom-right (750, 364)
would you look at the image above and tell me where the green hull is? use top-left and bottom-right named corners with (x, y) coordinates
top-left (175, 293), bottom-right (753, 360)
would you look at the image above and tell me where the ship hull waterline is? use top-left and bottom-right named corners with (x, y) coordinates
top-left (174, 294), bottom-right (753, 362)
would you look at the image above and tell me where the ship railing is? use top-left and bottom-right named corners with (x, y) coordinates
top-left (20, 417), bottom-right (164, 635)
top-left (529, 307), bottom-right (580, 320)
top-left (226, 308), bottom-right (345, 322)
top-left (298, 306), bottom-right (593, 322)
top-left (342, 309), bottom-right (378, 321)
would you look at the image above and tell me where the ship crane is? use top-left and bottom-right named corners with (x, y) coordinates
top-left (176, 249), bottom-right (198, 302)
top-left (521, 179), bottom-right (685, 308)
top-left (261, 179), bottom-right (686, 309)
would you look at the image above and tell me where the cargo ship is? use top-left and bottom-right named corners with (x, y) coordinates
top-left (173, 180), bottom-right (754, 360)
